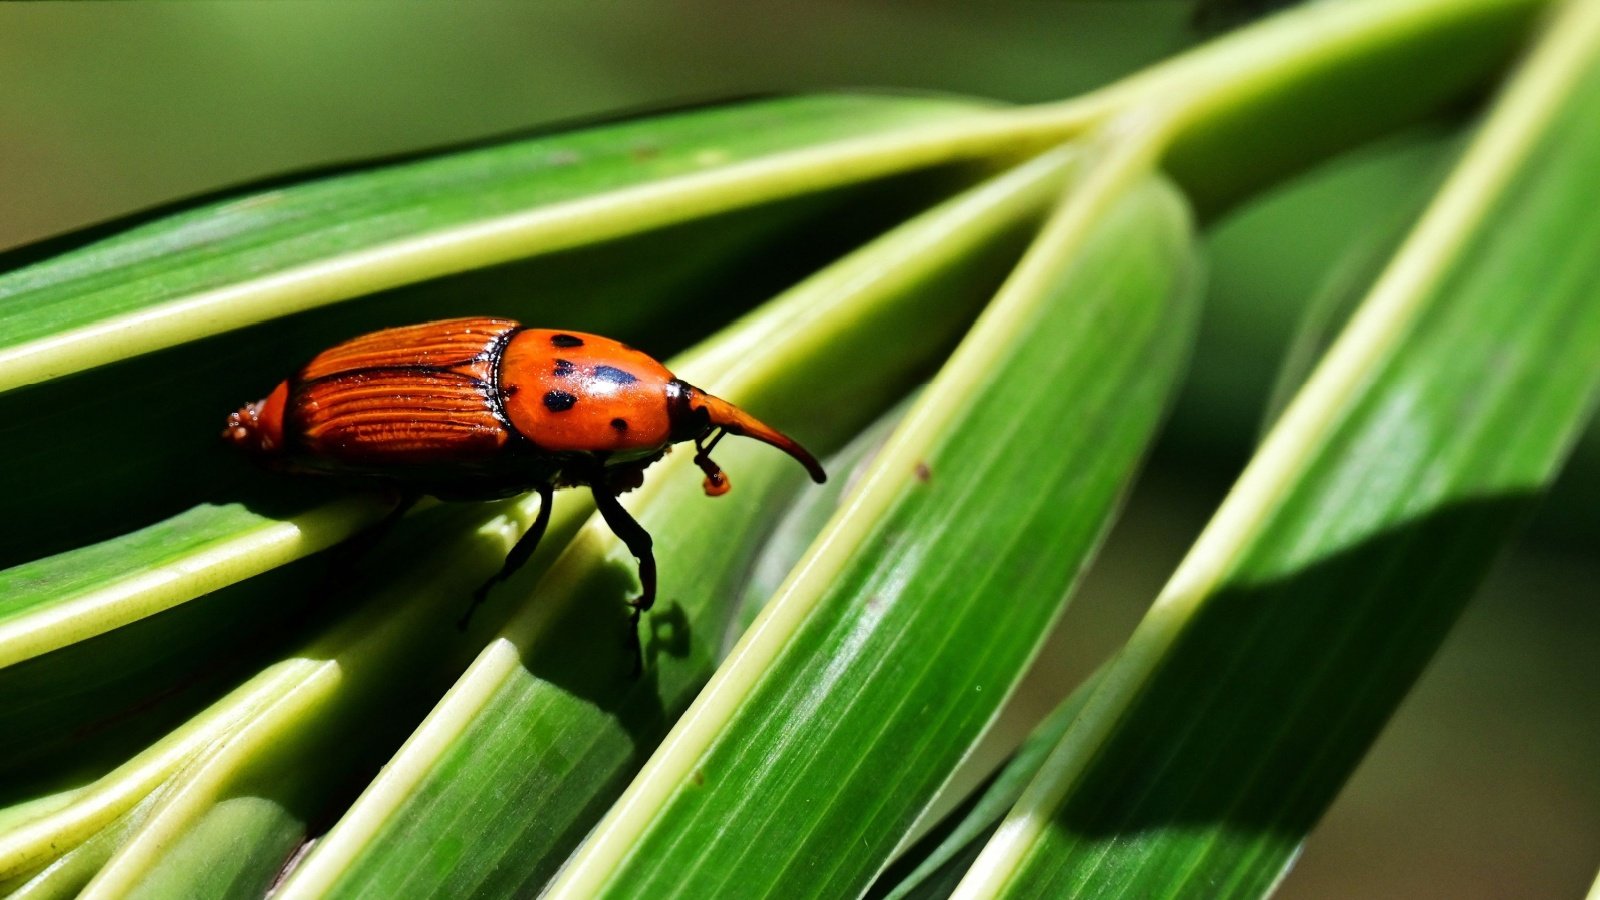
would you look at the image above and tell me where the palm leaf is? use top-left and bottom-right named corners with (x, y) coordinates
top-left (275, 149), bottom-right (1077, 900)
top-left (1, 0), bottom-right (1585, 896)
top-left (957, 2), bottom-right (1600, 895)
top-left (547, 159), bottom-right (1198, 900)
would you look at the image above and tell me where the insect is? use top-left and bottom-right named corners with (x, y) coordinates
top-left (224, 317), bottom-right (825, 660)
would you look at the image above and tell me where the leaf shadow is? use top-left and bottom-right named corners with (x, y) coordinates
top-left (1043, 491), bottom-right (1536, 889)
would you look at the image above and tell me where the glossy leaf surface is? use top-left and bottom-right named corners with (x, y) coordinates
top-left (962, 4), bottom-right (1600, 895)
top-left (551, 169), bottom-right (1199, 899)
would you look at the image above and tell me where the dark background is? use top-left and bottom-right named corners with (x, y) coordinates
top-left (3, 4), bottom-right (1595, 897)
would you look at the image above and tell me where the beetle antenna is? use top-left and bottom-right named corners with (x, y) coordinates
top-left (694, 428), bottom-right (731, 495)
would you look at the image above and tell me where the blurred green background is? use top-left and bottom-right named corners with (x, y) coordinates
top-left (3, 4), bottom-right (1594, 897)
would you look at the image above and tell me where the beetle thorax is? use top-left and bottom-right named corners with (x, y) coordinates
top-left (498, 329), bottom-right (679, 454)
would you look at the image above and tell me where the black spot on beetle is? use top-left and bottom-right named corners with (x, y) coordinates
top-left (553, 359), bottom-right (576, 377)
top-left (503, 384), bottom-right (520, 397)
top-left (543, 390), bottom-right (577, 412)
top-left (592, 365), bottom-right (638, 385)
top-left (550, 334), bottom-right (584, 348)
top-left (611, 418), bottom-right (629, 432)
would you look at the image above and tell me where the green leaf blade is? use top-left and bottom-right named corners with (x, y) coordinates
top-left (965, 5), bottom-right (1600, 896)
top-left (54, 495), bottom-right (591, 899)
top-left (553, 164), bottom-right (1200, 899)
top-left (0, 499), bottom-right (386, 667)
top-left (3, 2), bottom-right (1588, 895)
top-left (0, 94), bottom-right (1004, 392)
top-left (869, 665), bottom-right (1106, 900)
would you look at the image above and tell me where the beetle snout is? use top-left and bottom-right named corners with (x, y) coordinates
top-left (666, 381), bottom-right (826, 484)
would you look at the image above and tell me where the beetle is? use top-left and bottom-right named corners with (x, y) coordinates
top-left (223, 316), bottom-right (825, 659)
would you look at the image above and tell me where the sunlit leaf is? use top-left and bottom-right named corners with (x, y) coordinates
top-left (959, 4), bottom-right (1600, 895)
top-left (549, 163), bottom-right (1199, 899)
top-left (0, 94), bottom-right (1009, 391)
top-left (0, 0), bottom-right (1582, 896)
top-left (871, 668), bottom-right (1105, 900)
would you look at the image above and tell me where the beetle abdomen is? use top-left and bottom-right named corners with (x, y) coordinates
top-left (300, 316), bottom-right (519, 379)
top-left (290, 369), bottom-right (509, 465)
top-left (277, 317), bottom-right (521, 467)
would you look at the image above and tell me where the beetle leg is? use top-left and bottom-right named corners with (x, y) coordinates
top-left (590, 481), bottom-right (656, 675)
top-left (591, 482), bottom-right (656, 612)
top-left (461, 483), bottom-right (554, 630)
top-left (363, 490), bottom-right (421, 552)
top-left (695, 427), bottom-right (727, 459)
top-left (306, 491), bottom-right (421, 615)
top-left (329, 491), bottom-right (419, 575)
top-left (693, 428), bottom-right (730, 493)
